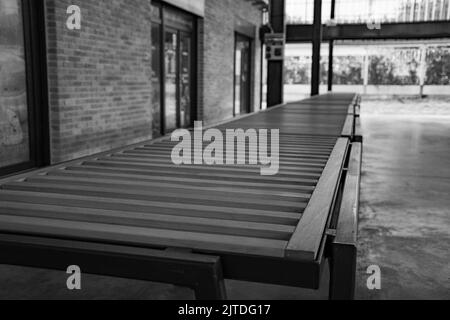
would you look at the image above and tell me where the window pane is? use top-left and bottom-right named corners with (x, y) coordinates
top-left (164, 31), bottom-right (178, 133)
top-left (286, 0), bottom-right (450, 24)
top-left (0, 0), bottom-right (30, 168)
top-left (426, 46), bottom-right (450, 85)
top-left (180, 34), bottom-right (191, 128)
top-left (234, 48), bottom-right (242, 115)
top-left (286, 0), bottom-right (332, 24)
top-left (151, 23), bottom-right (161, 137)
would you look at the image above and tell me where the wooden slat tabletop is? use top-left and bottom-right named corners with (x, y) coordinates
top-left (0, 93), bottom-right (357, 261)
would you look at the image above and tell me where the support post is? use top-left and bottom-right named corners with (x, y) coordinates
top-left (328, 0), bottom-right (336, 92)
top-left (267, 0), bottom-right (286, 107)
top-left (363, 52), bottom-right (369, 95)
top-left (329, 142), bottom-right (362, 300)
top-left (329, 243), bottom-right (357, 300)
top-left (419, 45), bottom-right (427, 97)
top-left (328, 42), bottom-right (334, 92)
top-left (311, 0), bottom-right (323, 96)
top-left (193, 260), bottom-right (227, 300)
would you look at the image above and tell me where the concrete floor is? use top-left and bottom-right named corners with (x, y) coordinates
top-left (0, 99), bottom-right (449, 300)
top-left (355, 110), bottom-right (450, 300)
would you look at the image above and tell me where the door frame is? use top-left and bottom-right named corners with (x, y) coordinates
top-left (155, 2), bottom-right (196, 136)
top-left (233, 32), bottom-right (253, 117)
top-left (0, 0), bottom-right (49, 177)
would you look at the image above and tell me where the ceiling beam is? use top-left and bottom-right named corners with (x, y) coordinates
top-left (286, 21), bottom-right (450, 42)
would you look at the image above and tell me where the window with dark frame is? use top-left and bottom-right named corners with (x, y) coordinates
top-left (0, 0), bottom-right (49, 177)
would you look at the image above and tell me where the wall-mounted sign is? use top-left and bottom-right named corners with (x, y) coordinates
top-left (163, 0), bottom-right (205, 17)
top-left (265, 33), bottom-right (285, 61)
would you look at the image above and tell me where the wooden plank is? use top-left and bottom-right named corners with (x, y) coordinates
top-left (286, 138), bottom-right (349, 261)
top-left (80, 161), bottom-right (320, 185)
top-left (156, 136), bottom-right (338, 144)
top-left (136, 146), bottom-right (333, 157)
top-left (0, 214), bottom-right (288, 258)
top-left (65, 165), bottom-right (316, 192)
top-left (48, 171), bottom-right (311, 198)
top-left (341, 115), bottom-right (354, 138)
top-left (0, 190), bottom-right (301, 225)
top-left (27, 174), bottom-right (311, 201)
top-left (335, 142), bottom-right (362, 245)
top-left (151, 143), bottom-right (334, 152)
top-left (114, 153), bottom-right (328, 167)
top-left (103, 157), bottom-right (324, 175)
top-left (0, 201), bottom-right (295, 241)
top-left (123, 148), bottom-right (332, 160)
top-left (47, 169), bottom-right (313, 198)
top-left (100, 156), bottom-right (326, 174)
top-left (124, 149), bottom-right (331, 161)
top-left (7, 180), bottom-right (305, 212)
top-left (278, 134), bottom-right (338, 140)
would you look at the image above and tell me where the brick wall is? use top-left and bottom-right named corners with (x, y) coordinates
top-left (45, 0), bottom-right (153, 163)
top-left (44, 0), bottom-right (262, 163)
top-left (200, 0), bottom-right (262, 125)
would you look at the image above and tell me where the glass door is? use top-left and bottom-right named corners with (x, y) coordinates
top-left (163, 29), bottom-right (193, 133)
top-left (179, 32), bottom-right (192, 128)
top-left (234, 34), bottom-right (252, 116)
top-left (164, 29), bottom-right (178, 133)
top-left (152, 4), bottom-right (195, 136)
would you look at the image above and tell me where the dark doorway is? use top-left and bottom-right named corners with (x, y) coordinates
top-left (234, 34), bottom-right (252, 116)
top-left (163, 29), bottom-right (193, 133)
top-left (164, 28), bottom-right (179, 133)
top-left (0, 0), bottom-right (49, 177)
top-left (151, 2), bottom-right (195, 136)
top-left (179, 32), bottom-right (192, 129)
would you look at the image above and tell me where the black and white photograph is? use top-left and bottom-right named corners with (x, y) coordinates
top-left (0, 0), bottom-right (448, 305)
